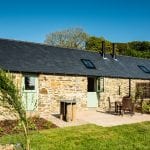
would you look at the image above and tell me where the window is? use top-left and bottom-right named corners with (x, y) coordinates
top-left (138, 65), bottom-right (150, 73)
top-left (24, 76), bottom-right (35, 90)
top-left (81, 59), bottom-right (96, 69)
top-left (136, 82), bottom-right (150, 98)
top-left (97, 77), bottom-right (104, 92)
top-left (87, 77), bottom-right (104, 92)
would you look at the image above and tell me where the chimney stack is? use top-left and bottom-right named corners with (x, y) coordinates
top-left (101, 41), bottom-right (106, 58)
top-left (112, 43), bottom-right (117, 60)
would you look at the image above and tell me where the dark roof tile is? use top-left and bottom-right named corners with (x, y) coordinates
top-left (0, 38), bottom-right (150, 79)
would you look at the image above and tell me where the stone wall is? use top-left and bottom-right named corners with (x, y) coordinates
top-left (11, 73), bottom-right (22, 91)
top-left (1, 72), bottom-right (149, 118)
top-left (0, 73), bottom-right (87, 118)
top-left (99, 77), bottom-right (150, 111)
top-left (38, 75), bottom-right (87, 115)
top-left (99, 78), bottom-right (129, 111)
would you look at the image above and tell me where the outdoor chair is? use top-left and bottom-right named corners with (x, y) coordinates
top-left (115, 101), bottom-right (122, 115)
top-left (107, 97), bottom-right (116, 113)
top-left (121, 96), bottom-right (134, 115)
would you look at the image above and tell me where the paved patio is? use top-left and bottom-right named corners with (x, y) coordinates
top-left (41, 110), bottom-right (150, 128)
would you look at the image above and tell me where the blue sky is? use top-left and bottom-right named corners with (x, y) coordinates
top-left (0, 0), bottom-right (150, 43)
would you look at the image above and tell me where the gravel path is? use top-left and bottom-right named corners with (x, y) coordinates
top-left (41, 110), bottom-right (150, 128)
top-left (40, 113), bottom-right (88, 128)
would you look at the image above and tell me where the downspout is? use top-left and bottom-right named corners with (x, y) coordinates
top-left (129, 79), bottom-right (131, 97)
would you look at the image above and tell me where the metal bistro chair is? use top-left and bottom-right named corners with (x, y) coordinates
top-left (121, 96), bottom-right (134, 115)
top-left (115, 101), bottom-right (122, 115)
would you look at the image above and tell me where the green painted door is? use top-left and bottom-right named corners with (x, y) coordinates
top-left (87, 92), bottom-right (98, 107)
top-left (87, 77), bottom-right (98, 107)
top-left (22, 75), bottom-right (38, 111)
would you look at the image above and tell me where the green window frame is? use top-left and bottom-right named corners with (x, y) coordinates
top-left (97, 77), bottom-right (104, 92)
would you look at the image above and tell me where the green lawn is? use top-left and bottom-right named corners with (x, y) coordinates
top-left (0, 122), bottom-right (150, 150)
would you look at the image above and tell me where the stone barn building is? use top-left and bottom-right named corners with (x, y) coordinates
top-left (0, 39), bottom-right (150, 116)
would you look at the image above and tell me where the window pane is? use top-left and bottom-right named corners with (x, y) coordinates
top-left (25, 76), bottom-right (35, 90)
top-left (100, 78), bottom-right (104, 92)
top-left (97, 77), bottom-right (104, 92)
top-left (97, 79), bottom-right (100, 91)
top-left (81, 59), bottom-right (96, 69)
top-left (138, 65), bottom-right (150, 73)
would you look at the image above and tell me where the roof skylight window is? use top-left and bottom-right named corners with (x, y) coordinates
top-left (138, 65), bottom-right (150, 73)
top-left (81, 59), bottom-right (96, 69)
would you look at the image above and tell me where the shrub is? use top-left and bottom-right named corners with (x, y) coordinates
top-left (142, 101), bottom-right (150, 113)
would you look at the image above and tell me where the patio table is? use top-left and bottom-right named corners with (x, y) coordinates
top-left (60, 100), bottom-right (76, 122)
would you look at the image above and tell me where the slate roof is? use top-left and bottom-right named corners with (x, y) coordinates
top-left (0, 38), bottom-right (150, 79)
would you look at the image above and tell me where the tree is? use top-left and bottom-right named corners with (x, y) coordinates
top-left (45, 27), bottom-right (150, 58)
top-left (85, 36), bottom-right (105, 52)
top-left (44, 28), bottom-right (89, 49)
top-left (0, 70), bottom-right (30, 150)
top-left (116, 43), bottom-right (128, 54)
top-left (128, 41), bottom-right (150, 52)
top-left (124, 48), bottom-right (150, 58)
top-left (85, 36), bottom-right (113, 53)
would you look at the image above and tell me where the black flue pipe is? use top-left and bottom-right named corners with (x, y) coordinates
top-left (112, 43), bottom-right (116, 59)
top-left (101, 41), bottom-right (105, 58)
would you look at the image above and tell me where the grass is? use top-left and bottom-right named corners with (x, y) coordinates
top-left (0, 122), bottom-right (150, 150)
